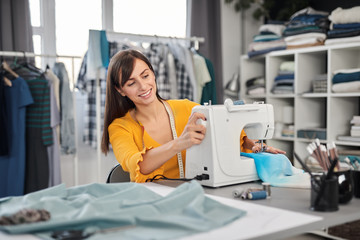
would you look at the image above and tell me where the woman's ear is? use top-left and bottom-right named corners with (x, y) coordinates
top-left (115, 86), bottom-right (126, 97)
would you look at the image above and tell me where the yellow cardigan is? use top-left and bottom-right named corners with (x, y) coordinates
top-left (108, 99), bottom-right (249, 183)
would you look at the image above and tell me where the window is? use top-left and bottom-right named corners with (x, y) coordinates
top-left (55, 0), bottom-right (102, 56)
top-left (113, 0), bottom-right (187, 38)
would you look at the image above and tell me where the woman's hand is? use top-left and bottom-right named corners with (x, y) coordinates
top-left (252, 143), bottom-right (286, 154)
top-left (175, 112), bottom-right (206, 151)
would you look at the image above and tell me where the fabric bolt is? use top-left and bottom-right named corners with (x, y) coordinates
top-left (241, 152), bottom-right (310, 188)
top-left (0, 181), bottom-right (246, 240)
top-left (0, 77), bottom-right (33, 198)
top-left (329, 6), bottom-right (360, 24)
top-left (332, 81), bottom-right (360, 93)
top-left (52, 62), bottom-right (76, 154)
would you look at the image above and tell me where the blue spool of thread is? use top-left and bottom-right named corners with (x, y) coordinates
top-left (247, 190), bottom-right (267, 200)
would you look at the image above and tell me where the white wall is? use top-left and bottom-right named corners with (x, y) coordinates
top-left (220, 2), bottom-right (263, 99)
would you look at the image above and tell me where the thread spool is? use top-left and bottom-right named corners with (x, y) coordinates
top-left (262, 182), bottom-right (271, 197)
top-left (247, 190), bottom-right (267, 200)
top-left (232, 189), bottom-right (243, 198)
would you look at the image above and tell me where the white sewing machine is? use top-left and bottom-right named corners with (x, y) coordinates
top-left (185, 99), bottom-right (274, 187)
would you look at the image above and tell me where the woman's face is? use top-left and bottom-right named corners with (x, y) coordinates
top-left (117, 58), bottom-right (157, 106)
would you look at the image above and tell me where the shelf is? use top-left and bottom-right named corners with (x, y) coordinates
top-left (335, 141), bottom-right (360, 147)
top-left (267, 94), bottom-right (295, 98)
top-left (240, 43), bottom-right (360, 158)
top-left (272, 136), bottom-right (295, 142)
top-left (300, 93), bottom-right (327, 98)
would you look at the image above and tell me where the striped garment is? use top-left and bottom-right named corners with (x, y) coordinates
top-left (25, 78), bottom-right (53, 146)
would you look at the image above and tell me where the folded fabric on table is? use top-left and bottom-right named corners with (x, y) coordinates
top-left (241, 152), bottom-right (310, 188)
top-left (325, 35), bottom-right (360, 45)
top-left (0, 181), bottom-right (246, 239)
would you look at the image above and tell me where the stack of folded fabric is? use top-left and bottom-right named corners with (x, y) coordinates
top-left (326, 6), bottom-right (360, 45)
top-left (283, 7), bottom-right (329, 49)
top-left (271, 61), bottom-right (295, 94)
top-left (332, 68), bottom-right (360, 93)
top-left (311, 73), bottom-right (327, 93)
top-left (247, 22), bottom-right (286, 58)
top-left (245, 76), bottom-right (265, 95)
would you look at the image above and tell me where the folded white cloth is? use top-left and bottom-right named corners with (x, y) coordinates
top-left (333, 68), bottom-right (360, 75)
top-left (329, 6), bottom-right (360, 24)
top-left (284, 33), bottom-right (327, 46)
top-left (325, 35), bottom-right (360, 46)
top-left (258, 24), bottom-right (285, 36)
top-left (332, 81), bottom-right (360, 93)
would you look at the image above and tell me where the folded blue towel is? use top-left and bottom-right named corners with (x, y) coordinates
top-left (241, 152), bottom-right (310, 188)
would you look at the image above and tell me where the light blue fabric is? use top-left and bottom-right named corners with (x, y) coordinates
top-left (241, 152), bottom-right (310, 188)
top-left (0, 181), bottom-right (246, 239)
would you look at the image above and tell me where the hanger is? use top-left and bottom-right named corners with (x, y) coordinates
top-left (3, 76), bottom-right (12, 87)
top-left (2, 61), bottom-right (19, 78)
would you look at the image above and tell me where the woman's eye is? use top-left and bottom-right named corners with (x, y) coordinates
top-left (127, 82), bottom-right (135, 87)
top-left (143, 74), bottom-right (149, 79)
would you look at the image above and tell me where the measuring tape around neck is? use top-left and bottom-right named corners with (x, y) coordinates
top-left (163, 102), bottom-right (184, 178)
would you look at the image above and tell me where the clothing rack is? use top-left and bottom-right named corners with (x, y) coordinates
top-left (93, 30), bottom-right (205, 183)
top-left (0, 50), bottom-right (82, 186)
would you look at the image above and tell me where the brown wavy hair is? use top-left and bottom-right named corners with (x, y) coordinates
top-left (101, 49), bottom-right (163, 155)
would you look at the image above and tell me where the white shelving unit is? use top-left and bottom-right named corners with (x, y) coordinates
top-left (240, 43), bottom-right (360, 166)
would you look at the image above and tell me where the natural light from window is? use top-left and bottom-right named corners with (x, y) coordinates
top-left (113, 0), bottom-right (187, 38)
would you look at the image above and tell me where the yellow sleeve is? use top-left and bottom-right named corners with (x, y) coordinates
top-left (108, 118), bottom-right (165, 183)
top-left (240, 129), bottom-right (253, 153)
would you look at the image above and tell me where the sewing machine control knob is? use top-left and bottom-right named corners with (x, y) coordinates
top-left (196, 119), bottom-right (207, 128)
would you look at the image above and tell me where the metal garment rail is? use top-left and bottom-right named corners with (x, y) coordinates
top-left (94, 31), bottom-right (205, 183)
top-left (0, 50), bottom-right (82, 186)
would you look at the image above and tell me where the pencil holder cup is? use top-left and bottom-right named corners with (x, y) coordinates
top-left (334, 170), bottom-right (353, 204)
top-left (310, 174), bottom-right (339, 212)
top-left (352, 170), bottom-right (360, 198)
